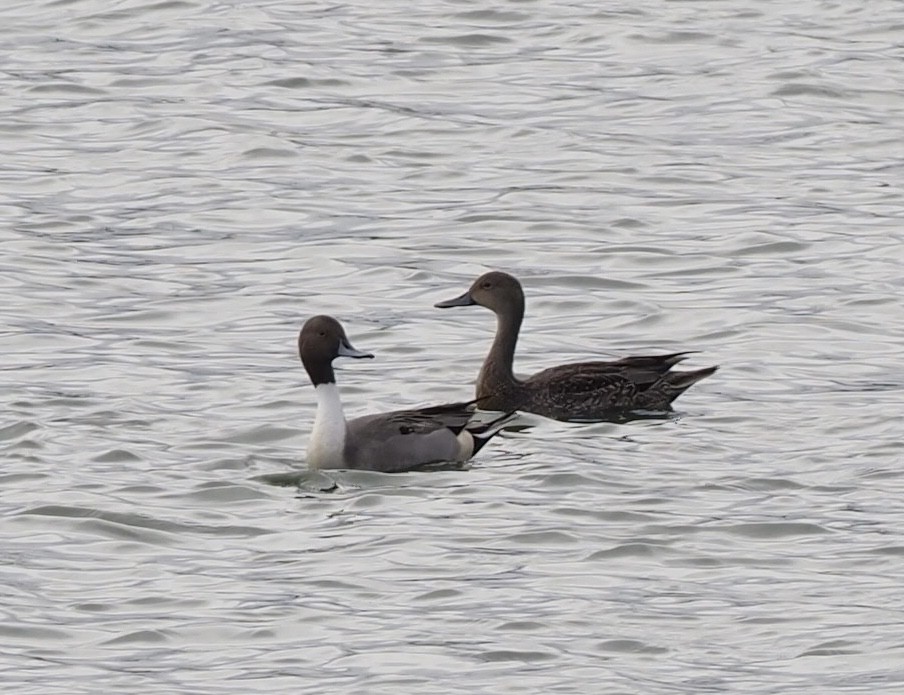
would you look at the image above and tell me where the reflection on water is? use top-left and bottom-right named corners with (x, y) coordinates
top-left (2, 0), bottom-right (904, 693)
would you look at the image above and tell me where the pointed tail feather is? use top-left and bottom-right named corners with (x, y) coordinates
top-left (663, 365), bottom-right (718, 402)
top-left (468, 410), bottom-right (518, 456)
top-left (612, 351), bottom-right (697, 371)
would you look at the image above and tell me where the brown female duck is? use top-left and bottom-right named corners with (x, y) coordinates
top-left (435, 271), bottom-right (718, 421)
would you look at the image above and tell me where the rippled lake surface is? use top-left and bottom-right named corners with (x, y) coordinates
top-left (3, 0), bottom-right (904, 692)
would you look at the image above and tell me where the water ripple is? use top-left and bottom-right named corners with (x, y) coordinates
top-left (2, 0), bottom-right (904, 693)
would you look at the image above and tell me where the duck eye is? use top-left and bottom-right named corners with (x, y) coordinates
top-left (481, 281), bottom-right (492, 289)
top-left (318, 330), bottom-right (326, 337)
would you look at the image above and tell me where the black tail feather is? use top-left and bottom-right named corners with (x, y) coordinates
top-left (469, 410), bottom-right (518, 455)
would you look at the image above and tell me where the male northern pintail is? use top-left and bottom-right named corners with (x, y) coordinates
top-left (434, 271), bottom-right (718, 421)
top-left (298, 315), bottom-right (512, 472)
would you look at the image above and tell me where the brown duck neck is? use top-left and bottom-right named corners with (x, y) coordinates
top-left (477, 304), bottom-right (523, 396)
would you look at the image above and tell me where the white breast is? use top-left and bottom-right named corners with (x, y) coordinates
top-left (307, 383), bottom-right (348, 469)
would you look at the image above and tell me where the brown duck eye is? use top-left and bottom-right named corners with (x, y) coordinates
top-left (481, 281), bottom-right (492, 289)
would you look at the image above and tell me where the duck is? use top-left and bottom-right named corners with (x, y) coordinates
top-left (298, 315), bottom-right (512, 472)
top-left (434, 271), bottom-right (718, 421)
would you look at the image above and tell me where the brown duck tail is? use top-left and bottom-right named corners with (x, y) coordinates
top-left (662, 351), bottom-right (697, 368)
top-left (663, 365), bottom-right (719, 402)
top-left (612, 351), bottom-right (697, 371)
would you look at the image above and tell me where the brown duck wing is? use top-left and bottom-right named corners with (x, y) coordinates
top-left (515, 353), bottom-right (716, 420)
top-left (525, 364), bottom-right (645, 414)
top-left (529, 361), bottom-right (668, 392)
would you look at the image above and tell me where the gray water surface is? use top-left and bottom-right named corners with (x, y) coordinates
top-left (2, 1), bottom-right (904, 693)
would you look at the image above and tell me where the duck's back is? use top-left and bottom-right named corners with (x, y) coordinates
top-left (478, 354), bottom-right (716, 421)
top-left (521, 363), bottom-right (644, 419)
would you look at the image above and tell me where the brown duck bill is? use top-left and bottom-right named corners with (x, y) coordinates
top-left (434, 291), bottom-right (476, 309)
